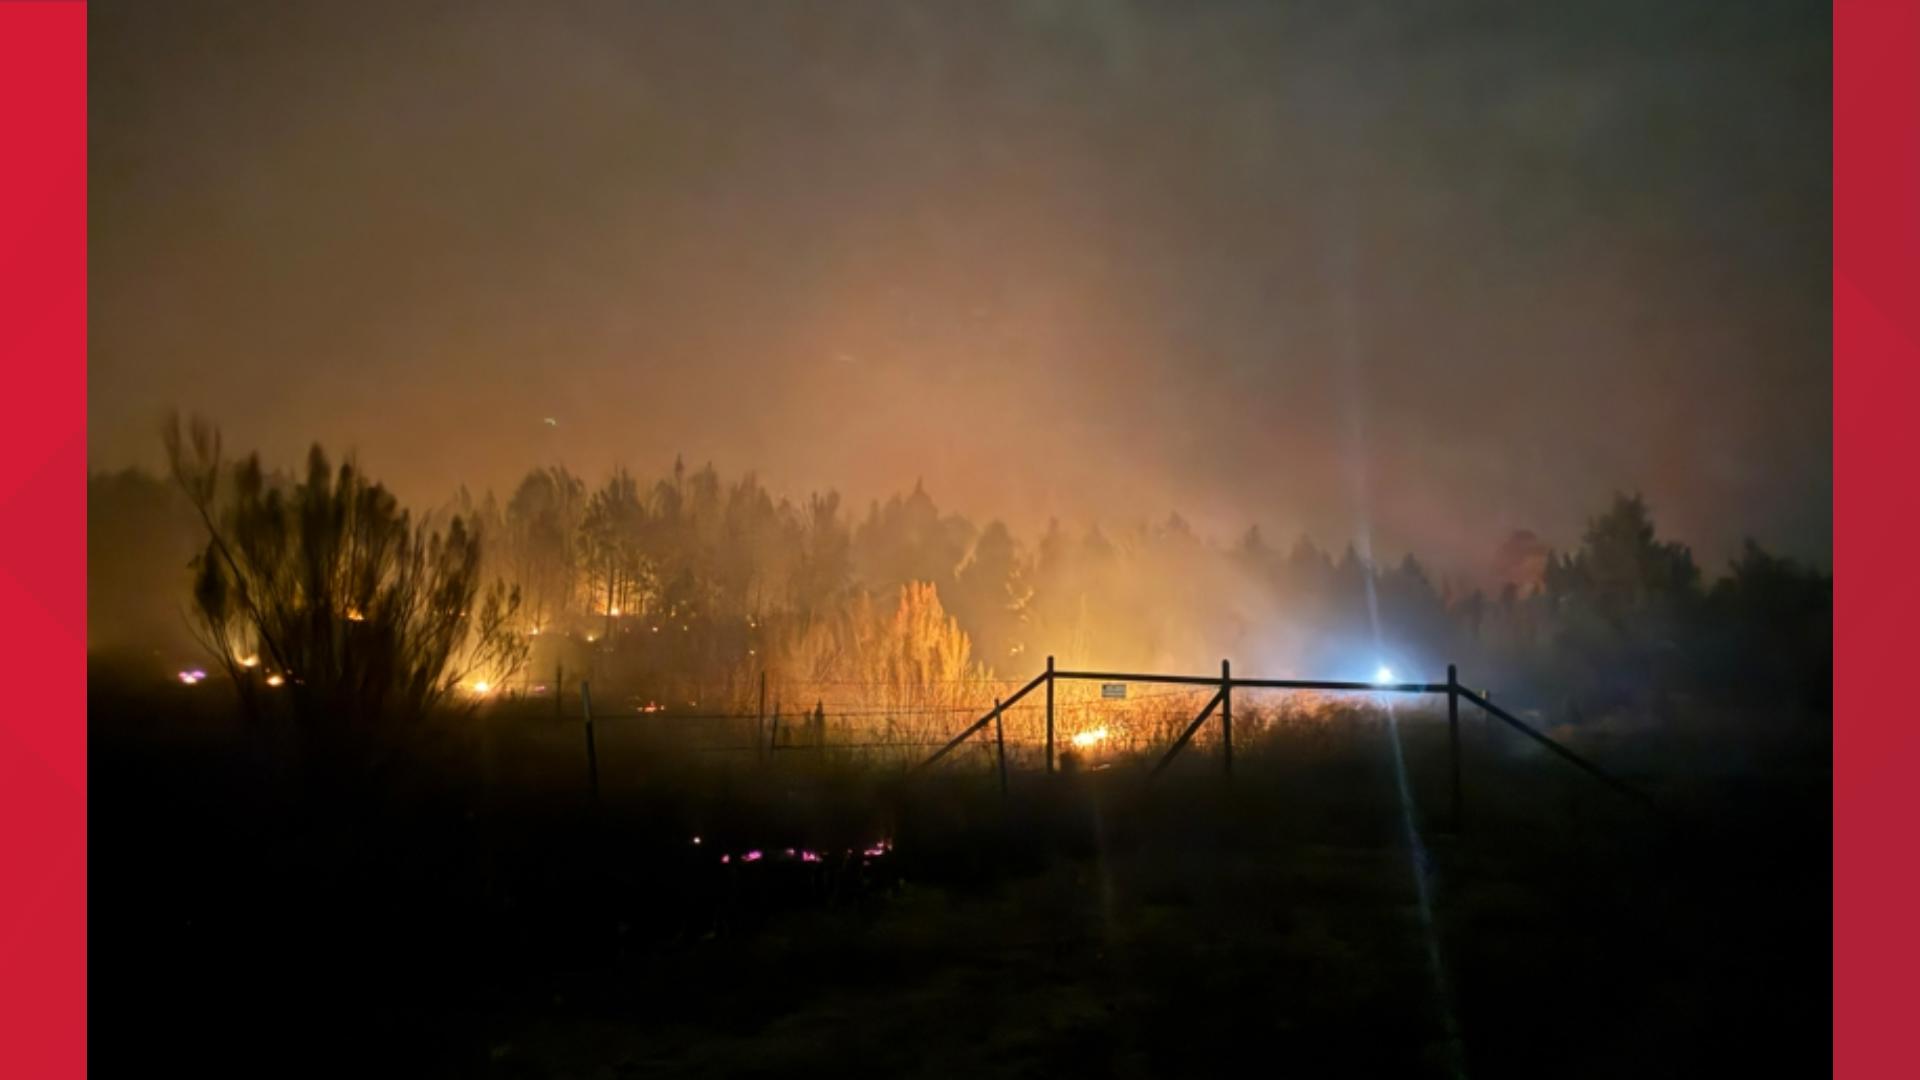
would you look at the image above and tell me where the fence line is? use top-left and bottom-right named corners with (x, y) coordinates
top-left (541, 658), bottom-right (1659, 831)
top-left (908, 656), bottom-right (1661, 828)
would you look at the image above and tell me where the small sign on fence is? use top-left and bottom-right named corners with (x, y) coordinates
top-left (1101, 683), bottom-right (1127, 700)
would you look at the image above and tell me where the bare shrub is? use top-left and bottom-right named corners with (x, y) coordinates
top-left (165, 413), bottom-right (528, 748)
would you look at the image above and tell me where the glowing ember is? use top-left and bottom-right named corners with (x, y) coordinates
top-left (238, 654), bottom-right (259, 668)
top-left (265, 674), bottom-right (286, 687)
top-left (1070, 726), bottom-right (1110, 748)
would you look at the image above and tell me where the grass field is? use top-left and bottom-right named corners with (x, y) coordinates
top-left (90, 678), bottom-right (1828, 1078)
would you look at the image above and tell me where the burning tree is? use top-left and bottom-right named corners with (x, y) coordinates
top-left (771, 581), bottom-right (991, 743)
top-left (164, 414), bottom-right (528, 745)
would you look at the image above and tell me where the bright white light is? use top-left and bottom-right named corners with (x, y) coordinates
top-left (1070, 726), bottom-right (1109, 748)
top-left (238, 654), bottom-right (259, 669)
top-left (471, 680), bottom-right (492, 695)
top-left (265, 674), bottom-right (286, 688)
top-left (1374, 665), bottom-right (1396, 686)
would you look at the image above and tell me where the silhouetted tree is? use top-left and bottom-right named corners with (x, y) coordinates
top-left (1542, 493), bottom-right (1703, 713)
top-left (502, 466), bottom-right (584, 633)
top-left (580, 469), bottom-right (647, 636)
top-left (790, 491), bottom-right (852, 628)
top-left (853, 480), bottom-right (975, 597)
top-left (951, 520), bottom-right (1031, 664)
top-left (1705, 539), bottom-right (1832, 710)
top-left (164, 414), bottom-right (528, 748)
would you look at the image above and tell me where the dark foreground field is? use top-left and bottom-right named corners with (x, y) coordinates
top-left (91, 681), bottom-right (1828, 1078)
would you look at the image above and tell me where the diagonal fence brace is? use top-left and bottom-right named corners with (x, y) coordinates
top-left (914, 670), bottom-right (1049, 772)
top-left (1149, 687), bottom-right (1228, 779)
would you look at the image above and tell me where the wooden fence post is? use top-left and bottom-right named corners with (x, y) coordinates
top-left (581, 680), bottom-right (600, 808)
top-left (1448, 663), bottom-right (1462, 834)
top-left (1045, 656), bottom-right (1056, 776)
top-left (1221, 659), bottom-right (1233, 778)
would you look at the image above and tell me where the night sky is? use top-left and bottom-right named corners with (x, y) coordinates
top-left (89, 0), bottom-right (1831, 576)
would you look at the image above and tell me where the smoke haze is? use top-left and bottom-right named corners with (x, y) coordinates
top-left (89, 0), bottom-right (1831, 575)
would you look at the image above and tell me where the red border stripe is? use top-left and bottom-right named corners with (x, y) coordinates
top-left (0, 2), bottom-right (88, 1076)
top-left (1835, 1), bottom-right (1920, 1076)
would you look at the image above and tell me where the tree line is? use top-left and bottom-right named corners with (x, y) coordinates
top-left (88, 420), bottom-right (1830, 737)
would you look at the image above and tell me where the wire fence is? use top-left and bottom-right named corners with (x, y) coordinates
top-left (466, 654), bottom-right (1666, 836)
top-left (485, 675), bottom-right (1457, 777)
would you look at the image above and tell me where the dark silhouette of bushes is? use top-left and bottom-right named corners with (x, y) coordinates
top-left (163, 414), bottom-right (528, 750)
